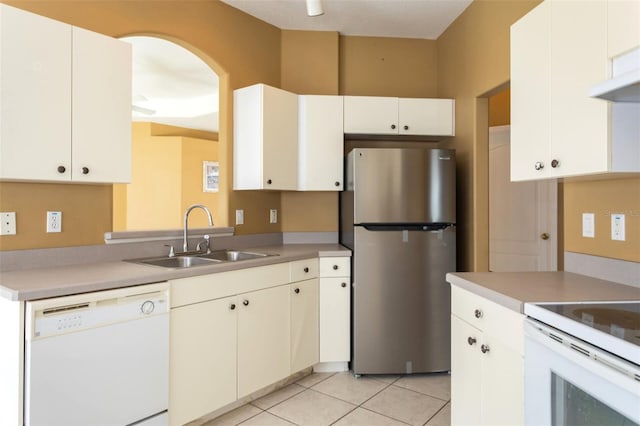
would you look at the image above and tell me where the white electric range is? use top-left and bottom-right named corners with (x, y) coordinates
top-left (523, 300), bottom-right (640, 426)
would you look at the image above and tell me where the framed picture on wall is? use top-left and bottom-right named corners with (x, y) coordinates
top-left (203, 161), bottom-right (219, 192)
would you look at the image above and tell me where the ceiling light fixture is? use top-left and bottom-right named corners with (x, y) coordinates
top-left (306, 0), bottom-right (324, 17)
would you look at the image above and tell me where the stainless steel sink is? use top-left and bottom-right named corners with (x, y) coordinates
top-left (198, 250), bottom-right (273, 262)
top-left (135, 256), bottom-right (221, 268)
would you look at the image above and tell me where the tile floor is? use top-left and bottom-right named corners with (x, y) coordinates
top-left (205, 371), bottom-right (451, 426)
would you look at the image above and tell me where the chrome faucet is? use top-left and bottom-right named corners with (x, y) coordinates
top-left (183, 204), bottom-right (214, 253)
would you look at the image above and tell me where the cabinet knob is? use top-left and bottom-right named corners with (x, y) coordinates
top-left (335, 181), bottom-right (340, 187)
top-left (266, 179), bottom-right (272, 185)
top-left (341, 282), bottom-right (347, 288)
top-left (333, 264), bottom-right (339, 270)
top-left (390, 124), bottom-right (396, 130)
top-left (82, 167), bottom-right (90, 175)
top-left (467, 336), bottom-right (477, 346)
top-left (304, 267), bottom-right (309, 273)
top-left (294, 288), bottom-right (300, 294)
top-left (230, 303), bottom-right (236, 310)
top-left (540, 232), bottom-right (550, 241)
top-left (403, 125), bottom-right (409, 130)
top-left (481, 344), bottom-right (490, 354)
top-left (57, 166), bottom-right (66, 174)
top-left (474, 309), bottom-right (483, 319)
top-left (243, 300), bottom-right (249, 306)
top-left (551, 159), bottom-right (560, 168)
top-left (534, 161), bottom-right (544, 171)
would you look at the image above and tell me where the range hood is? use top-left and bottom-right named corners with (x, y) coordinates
top-left (590, 47), bottom-right (640, 102)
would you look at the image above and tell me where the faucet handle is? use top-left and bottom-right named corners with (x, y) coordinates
top-left (196, 235), bottom-right (211, 254)
top-left (164, 244), bottom-right (175, 257)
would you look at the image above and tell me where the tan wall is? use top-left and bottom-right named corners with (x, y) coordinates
top-left (436, 0), bottom-right (541, 271)
top-left (0, 0), bottom-right (281, 249)
top-left (564, 178), bottom-right (640, 262)
top-left (489, 88), bottom-right (511, 127)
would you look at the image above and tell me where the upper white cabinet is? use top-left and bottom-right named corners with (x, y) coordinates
top-left (343, 96), bottom-right (455, 137)
top-left (233, 83), bottom-right (299, 190)
top-left (0, 4), bottom-right (131, 183)
top-left (510, 0), bottom-right (640, 181)
top-left (298, 95), bottom-right (344, 190)
top-left (607, 0), bottom-right (640, 59)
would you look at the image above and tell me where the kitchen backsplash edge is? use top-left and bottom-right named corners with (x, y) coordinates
top-left (564, 251), bottom-right (640, 288)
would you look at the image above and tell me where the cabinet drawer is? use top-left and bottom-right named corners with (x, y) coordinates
top-left (290, 258), bottom-right (319, 282)
top-left (319, 257), bottom-right (350, 277)
top-left (170, 263), bottom-right (290, 308)
top-left (451, 285), bottom-right (524, 355)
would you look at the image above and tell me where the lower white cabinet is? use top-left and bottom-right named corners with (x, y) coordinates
top-left (290, 278), bottom-right (319, 372)
top-left (450, 285), bottom-right (524, 426)
top-left (319, 257), bottom-right (351, 363)
top-left (237, 285), bottom-right (291, 398)
top-left (170, 296), bottom-right (237, 426)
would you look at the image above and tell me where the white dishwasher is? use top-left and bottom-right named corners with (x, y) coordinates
top-left (24, 282), bottom-right (169, 426)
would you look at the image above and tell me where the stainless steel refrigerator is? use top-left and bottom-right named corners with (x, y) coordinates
top-left (340, 147), bottom-right (456, 375)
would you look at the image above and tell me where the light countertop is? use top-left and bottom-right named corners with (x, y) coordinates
top-left (447, 271), bottom-right (640, 313)
top-left (0, 244), bottom-right (350, 301)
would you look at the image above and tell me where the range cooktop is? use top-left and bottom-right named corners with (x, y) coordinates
top-left (525, 301), bottom-right (640, 365)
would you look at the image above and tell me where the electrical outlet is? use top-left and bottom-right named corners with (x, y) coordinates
top-left (235, 209), bottom-right (244, 225)
top-left (0, 212), bottom-right (16, 235)
top-left (270, 209), bottom-right (278, 224)
top-left (582, 213), bottom-right (595, 238)
top-left (47, 211), bottom-right (62, 233)
top-left (611, 213), bottom-right (625, 241)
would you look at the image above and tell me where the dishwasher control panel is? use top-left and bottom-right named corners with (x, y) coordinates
top-left (25, 282), bottom-right (169, 340)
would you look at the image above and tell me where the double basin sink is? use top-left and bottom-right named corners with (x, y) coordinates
top-left (132, 250), bottom-right (275, 269)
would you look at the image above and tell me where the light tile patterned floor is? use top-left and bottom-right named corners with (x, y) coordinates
top-left (205, 372), bottom-right (451, 426)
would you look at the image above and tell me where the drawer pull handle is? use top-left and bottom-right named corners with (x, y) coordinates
top-left (243, 300), bottom-right (249, 306)
top-left (341, 282), bottom-right (347, 288)
top-left (230, 303), bottom-right (236, 310)
top-left (304, 267), bottom-right (309, 273)
top-left (333, 265), bottom-right (339, 270)
top-left (294, 288), bottom-right (300, 294)
top-left (481, 344), bottom-right (490, 354)
top-left (474, 309), bottom-right (483, 319)
top-left (467, 337), bottom-right (476, 346)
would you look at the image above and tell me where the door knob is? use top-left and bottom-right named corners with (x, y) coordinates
top-left (467, 337), bottom-right (477, 346)
top-left (540, 233), bottom-right (550, 240)
top-left (81, 167), bottom-right (90, 175)
top-left (534, 161), bottom-right (544, 170)
top-left (341, 282), bottom-right (347, 288)
top-left (243, 300), bottom-right (249, 306)
top-left (294, 288), bottom-right (300, 294)
top-left (474, 309), bottom-right (483, 319)
top-left (481, 344), bottom-right (490, 354)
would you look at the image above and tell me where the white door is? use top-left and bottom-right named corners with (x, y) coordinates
top-left (489, 126), bottom-right (557, 272)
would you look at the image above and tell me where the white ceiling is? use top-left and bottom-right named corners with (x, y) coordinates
top-left (125, 0), bottom-right (472, 133)
top-left (221, 0), bottom-right (473, 40)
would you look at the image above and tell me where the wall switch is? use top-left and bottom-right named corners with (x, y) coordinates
top-left (0, 212), bottom-right (16, 235)
top-left (582, 213), bottom-right (595, 238)
top-left (47, 211), bottom-right (62, 233)
top-left (235, 209), bottom-right (244, 225)
top-left (270, 209), bottom-right (278, 224)
top-left (611, 213), bottom-right (625, 241)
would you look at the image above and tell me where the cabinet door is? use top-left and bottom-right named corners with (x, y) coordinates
top-left (290, 279), bottom-right (319, 372)
top-left (608, 0), bottom-right (640, 59)
top-left (237, 285), bottom-right (290, 398)
top-left (343, 96), bottom-right (398, 135)
top-left (72, 27), bottom-right (131, 183)
top-left (550, 0), bottom-right (608, 177)
top-left (0, 5), bottom-right (71, 181)
top-left (298, 95), bottom-right (344, 190)
top-left (451, 315), bottom-right (481, 426)
top-left (233, 84), bottom-right (298, 190)
top-left (398, 98), bottom-right (454, 136)
top-left (510, 0), bottom-right (552, 181)
top-left (480, 334), bottom-right (524, 426)
top-left (319, 277), bottom-right (350, 363)
top-left (169, 296), bottom-right (237, 426)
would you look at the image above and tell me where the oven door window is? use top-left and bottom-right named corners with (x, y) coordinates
top-left (551, 373), bottom-right (639, 426)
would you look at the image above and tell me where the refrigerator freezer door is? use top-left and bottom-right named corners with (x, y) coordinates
top-left (352, 226), bottom-right (455, 375)
top-left (346, 148), bottom-right (455, 224)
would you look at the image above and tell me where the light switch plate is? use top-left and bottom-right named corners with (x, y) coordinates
top-left (611, 213), bottom-right (625, 241)
top-left (235, 209), bottom-right (244, 225)
top-left (582, 213), bottom-right (595, 238)
top-left (0, 212), bottom-right (16, 235)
